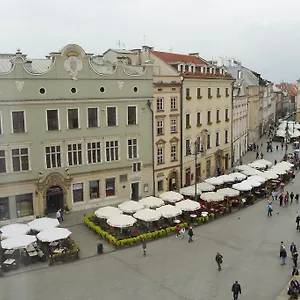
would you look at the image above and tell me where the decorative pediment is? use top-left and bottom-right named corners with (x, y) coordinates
top-left (169, 137), bottom-right (179, 143)
top-left (156, 139), bottom-right (166, 145)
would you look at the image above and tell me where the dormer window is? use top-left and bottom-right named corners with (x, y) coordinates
top-left (179, 64), bottom-right (184, 73)
top-left (220, 68), bottom-right (224, 75)
top-left (238, 70), bottom-right (242, 79)
top-left (190, 65), bottom-right (195, 73)
top-left (185, 65), bottom-right (189, 72)
top-left (212, 68), bottom-right (216, 74)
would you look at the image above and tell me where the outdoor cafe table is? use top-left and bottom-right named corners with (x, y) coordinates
top-left (53, 248), bottom-right (64, 254)
top-left (3, 258), bottom-right (16, 265)
top-left (4, 249), bottom-right (15, 255)
top-left (28, 251), bottom-right (38, 257)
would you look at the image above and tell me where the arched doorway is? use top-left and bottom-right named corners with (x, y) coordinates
top-left (168, 170), bottom-right (178, 191)
top-left (46, 186), bottom-right (64, 213)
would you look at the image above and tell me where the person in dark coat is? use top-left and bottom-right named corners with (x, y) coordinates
top-left (231, 281), bottom-right (242, 300)
top-left (291, 242), bottom-right (297, 256)
top-left (293, 251), bottom-right (299, 267)
top-left (296, 194), bottom-right (299, 204)
top-left (188, 226), bottom-right (194, 243)
top-left (291, 192), bottom-right (295, 203)
top-left (215, 252), bottom-right (223, 271)
top-left (280, 243), bottom-right (287, 265)
top-left (296, 215), bottom-right (300, 230)
top-left (292, 266), bottom-right (299, 276)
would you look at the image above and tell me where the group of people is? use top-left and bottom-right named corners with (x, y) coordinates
top-left (267, 190), bottom-right (299, 215)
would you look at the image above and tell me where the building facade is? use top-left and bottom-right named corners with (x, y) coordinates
top-left (0, 44), bottom-right (153, 224)
top-left (273, 85), bottom-right (284, 122)
top-left (262, 82), bottom-right (276, 133)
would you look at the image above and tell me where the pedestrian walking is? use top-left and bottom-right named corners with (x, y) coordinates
top-left (261, 153), bottom-right (264, 159)
top-left (292, 266), bottom-right (299, 276)
top-left (280, 242), bottom-right (287, 265)
top-left (293, 251), bottom-right (298, 267)
top-left (292, 174), bottom-right (296, 183)
top-left (291, 242), bottom-right (297, 256)
top-left (215, 252), bottom-right (223, 271)
top-left (296, 215), bottom-right (300, 230)
top-left (279, 194), bottom-right (283, 206)
top-left (276, 145), bottom-right (279, 151)
top-left (60, 208), bottom-right (64, 222)
top-left (274, 159), bottom-right (277, 165)
top-left (256, 152), bottom-right (259, 159)
top-left (175, 224), bottom-right (181, 238)
top-left (267, 203), bottom-right (273, 217)
top-left (296, 194), bottom-right (299, 204)
top-left (231, 281), bottom-right (242, 300)
top-left (141, 238), bottom-right (147, 257)
top-left (188, 226), bottom-right (194, 243)
top-left (56, 209), bottom-right (61, 223)
top-left (284, 196), bottom-right (288, 207)
top-left (291, 192), bottom-right (295, 203)
top-left (272, 191), bottom-right (276, 202)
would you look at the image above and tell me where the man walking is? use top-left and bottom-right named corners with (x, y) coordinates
top-left (296, 215), bottom-right (300, 230)
top-left (141, 238), bottom-right (147, 257)
top-left (291, 192), bottom-right (295, 203)
top-left (267, 203), bottom-right (273, 217)
top-left (280, 242), bottom-right (287, 265)
top-left (188, 226), bottom-right (194, 243)
top-left (231, 281), bottom-right (242, 300)
top-left (215, 252), bottom-right (223, 271)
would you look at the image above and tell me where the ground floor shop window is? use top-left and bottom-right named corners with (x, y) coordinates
top-left (105, 178), bottom-right (115, 197)
top-left (0, 197), bottom-right (9, 220)
top-left (157, 180), bottom-right (164, 191)
top-left (72, 183), bottom-right (84, 203)
top-left (16, 193), bottom-right (33, 218)
top-left (89, 180), bottom-right (100, 199)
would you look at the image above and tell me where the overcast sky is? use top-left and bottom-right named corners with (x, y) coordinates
top-left (1, 0), bottom-right (299, 82)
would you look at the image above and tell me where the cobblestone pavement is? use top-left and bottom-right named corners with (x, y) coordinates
top-left (1, 136), bottom-right (297, 300)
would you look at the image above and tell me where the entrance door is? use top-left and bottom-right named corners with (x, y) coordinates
top-left (131, 182), bottom-right (139, 201)
top-left (46, 186), bottom-right (64, 213)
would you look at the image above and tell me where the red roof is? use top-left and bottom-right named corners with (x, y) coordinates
top-left (277, 82), bottom-right (297, 97)
top-left (152, 51), bottom-right (207, 65)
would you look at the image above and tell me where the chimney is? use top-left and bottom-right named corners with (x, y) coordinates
top-left (142, 45), bottom-right (153, 62)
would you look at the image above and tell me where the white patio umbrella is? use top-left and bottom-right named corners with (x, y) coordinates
top-left (243, 179), bottom-right (262, 188)
top-left (133, 209), bottom-right (161, 222)
top-left (156, 205), bottom-right (182, 218)
top-left (37, 228), bottom-right (72, 242)
top-left (118, 201), bottom-right (144, 214)
top-left (217, 174), bottom-right (235, 183)
top-left (197, 182), bottom-right (215, 192)
top-left (216, 188), bottom-right (240, 197)
top-left (200, 192), bottom-right (224, 202)
top-left (261, 170), bottom-right (279, 180)
top-left (180, 185), bottom-right (202, 196)
top-left (205, 177), bottom-right (224, 186)
top-left (1, 235), bottom-right (36, 250)
top-left (95, 206), bottom-right (123, 219)
top-left (236, 165), bottom-right (251, 171)
top-left (232, 182), bottom-right (252, 191)
top-left (247, 175), bottom-right (266, 183)
top-left (159, 191), bottom-right (183, 203)
top-left (1, 224), bottom-right (30, 239)
top-left (138, 196), bottom-right (164, 208)
top-left (270, 167), bottom-right (287, 175)
top-left (28, 217), bottom-right (59, 232)
top-left (228, 172), bottom-right (247, 181)
top-left (107, 215), bottom-right (137, 228)
top-left (175, 200), bottom-right (201, 212)
top-left (276, 161), bottom-right (294, 171)
top-left (248, 159), bottom-right (272, 169)
top-left (241, 167), bottom-right (263, 176)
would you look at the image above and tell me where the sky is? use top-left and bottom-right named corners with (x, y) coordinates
top-left (1, 0), bottom-right (299, 83)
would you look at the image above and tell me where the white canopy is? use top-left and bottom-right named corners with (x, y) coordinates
top-left (216, 174), bottom-right (235, 183)
top-left (180, 185), bottom-right (202, 196)
top-left (95, 206), bottom-right (123, 219)
top-left (133, 209), bottom-right (161, 222)
top-left (156, 205), bottom-right (182, 218)
top-left (236, 165), bottom-right (251, 171)
top-left (138, 196), bottom-right (164, 208)
top-left (243, 179), bottom-right (262, 187)
top-left (228, 172), bottom-right (247, 181)
top-left (175, 200), bottom-right (201, 212)
top-left (159, 191), bottom-right (183, 203)
top-left (275, 161), bottom-right (294, 171)
top-left (1, 224), bottom-right (30, 239)
top-left (37, 228), bottom-right (72, 242)
top-left (240, 167), bottom-right (263, 176)
top-left (197, 182), bottom-right (215, 192)
top-left (232, 182), bottom-right (252, 191)
top-left (200, 192), bottom-right (224, 202)
top-left (261, 170), bottom-right (279, 180)
top-left (248, 159), bottom-right (272, 169)
top-left (247, 175), bottom-right (266, 183)
top-left (205, 177), bottom-right (224, 185)
top-left (107, 215), bottom-right (137, 228)
top-left (216, 188), bottom-right (240, 197)
top-left (118, 201), bottom-right (144, 214)
top-left (1, 235), bottom-right (36, 250)
top-left (28, 217), bottom-right (59, 232)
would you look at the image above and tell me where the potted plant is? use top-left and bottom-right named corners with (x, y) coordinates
top-left (225, 118), bottom-right (230, 122)
top-left (208, 96), bottom-right (213, 99)
top-left (197, 96), bottom-right (202, 100)
top-left (186, 125), bottom-right (191, 129)
top-left (197, 123), bottom-right (202, 127)
top-left (186, 96), bottom-right (192, 100)
top-left (208, 122), bottom-right (212, 126)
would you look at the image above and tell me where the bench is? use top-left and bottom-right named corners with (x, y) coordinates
top-left (276, 275), bottom-right (300, 300)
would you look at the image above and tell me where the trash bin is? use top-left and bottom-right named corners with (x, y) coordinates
top-left (97, 243), bottom-right (103, 254)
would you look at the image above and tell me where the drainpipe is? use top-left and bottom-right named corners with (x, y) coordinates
top-left (231, 81), bottom-right (235, 168)
top-left (180, 76), bottom-right (184, 188)
top-left (147, 99), bottom-right (155, 196)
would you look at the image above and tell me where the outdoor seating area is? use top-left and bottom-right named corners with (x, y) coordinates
top-left (0, 218), bottom-right (79, 272)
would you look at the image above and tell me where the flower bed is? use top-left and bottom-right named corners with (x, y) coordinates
top-left (84, 214), bottom-right (214, 248)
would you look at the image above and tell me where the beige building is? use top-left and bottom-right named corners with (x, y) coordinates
top-left (296, 79), bottom-right (300, 123)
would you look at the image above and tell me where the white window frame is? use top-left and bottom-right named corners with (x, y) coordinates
top-left (0, 148), bottom-right (7, 174)
top-left (67, 108), bottom-right (80, 129)
top-left (86, 107), bottom-right (99, 128)
top-left (127, 138), bottom-right (139, 159)
top-left (46, 109), bottom-right (60, 131)
top-left (11, 110), bottom-right (27, 134)
top-left (216, 109), bottom-right (220, 122)
top-left (127, 105), bottom-right (138, 125)
top-left (207, 110), bottom-right (212, 123)
top-left (44, 144), bottom-right (63, 169)
top-left (225, 129), bottom-right (229, 144)
top-left (72, 182), bottom-right (84, 204)
top-left (216, 131), bottom-right (220, 146)
top-left (11, 146), bottom-right (31, 172)
top-left (0, 111), bottom-right (3, 135)
top-left (106, 106), bottom-right (118, 127)
top-left (105, 139), bottom-right (120, 162)
top-left (185, 138), bottom-right (191, 156)
top-left (156, 98), bottom-right (164, 112)
top-left (170, 143), bottom-right (177, 161)
top-left (132, 161), bottom-right (142, 172)
top-left (185, 113), bottom-right (191, 127)
top-left (67, 142), bottom-right (83, 166)
top-left (157, 119), bottom-right (164, 135)
top-left (157, 146), bottom-right (164, 164)
top-left (207, 134), bottom-right (211, 149)
top-left (170, 118), bottom-right (177, 133)
top-left (225, 108), bottom-right (229, 120)
top-left (196, 111), bottom-right (201, 125)
top-left (86, 140), bottom-right (102, 164)
top-left (170, 97), bottom-right (177, 111)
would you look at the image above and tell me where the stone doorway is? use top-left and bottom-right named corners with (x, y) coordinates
top-left (46, 186), bottom-right (64, 214)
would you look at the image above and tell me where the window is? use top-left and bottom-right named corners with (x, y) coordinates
top-left (157, 180), bottom-right (164, 191)
top-left (0, 197), bottom-right (9, 220)
top-left (0, 150), bottom-right (6, 173)
top-left (226, 88), bottom-right (229, 97)
top-left (196, 136), bottom-right (202, 152)
top-left (128, 138), bottom-right (138, 159)
top-left (89, 180), bottom-right (99, 199)
top-left (156, 98), bottom-right (164, 112)
top-left (120, 174), bottom-right (128, 183)
top-left (185, 113), bottom-right (191, 128)
top-left (12, 148), bottom-right (29, 172)
top-left (133, 162), bottom-right (142, 172)
top-left (87, 107), bottom-right (99, 128)
top-left (170, 118), bottom-right (177, 133)
top-left (238, 70), bottom-right (242, 79)
top-left (46, 109), bottom-right (59, 131)
top-left (45, 145), bottom-right (61, 168)
top-left (171, 97), bottom-right (177, 110)
top-left (16, 193), bottom-right (33, 217)
top-left (216, 109), bottom-right (220, 122)
top-left (127, 106), bottom-right (137, 125)
top-left (216, 131), bottom-right (220, 146)
top-left (186, 88), bottom-right (190, 97)
top-left (107, 107), bottom-right (117, 126)
top-left (67, 143), bottom-right (83, 166)
top-left (157, 146), bottom-right (164, 164)
top-left (207, 111), bottom-right (211, 123)
top-left (207, 134), bottom-right (211, 149)
top-left (157, 119), bottom-right (164, 135)
top-left (208, 88), bottom-right (212, 98)
top-left (225, 108), bottom-right (229, 120)
top-left (225, 129), bottom-right (229, 144)
top-left (197, 112), bottom-right (201, 125)
top-left (67, 108), bottom-right (79, 129)
top-left (105, 140), bottom-right (119, 162)
top-left (197, 88), bottom-right (201, 98)
top-left (185, 139), bottom-right (191, 156)
top-left (105, 178), bottom-right (115, 197)
top-left (0, 111), bottom-right (2, 134)
top-left (73, 183), bottom-right (83, 202)
top-left (171, 144), bottom-right (177, 161)
top-left (87, 142), bottom-right (101, 164)
top-left (217, 88), bottom-right (220, 97)
top-left (12, 111), bottom-right (25, 133)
